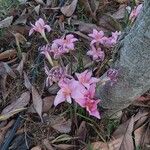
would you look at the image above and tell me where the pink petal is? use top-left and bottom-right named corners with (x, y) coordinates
top-left (66, 95), bottom-right (72, 103)
top-left (54, 90), bottom-right (65, 106)
top-left (29, 28), bottom-right (34, 36)
top-left (75, 98), bottom-right (86, 108)
top-left (66, 34), bottom-right (74, 39)
top-left (89, 110), bottom-right (100, 119)
top-left (38, 18), bottom-right (45, 26)
top-left (44, 25), bottom-right (51, 32)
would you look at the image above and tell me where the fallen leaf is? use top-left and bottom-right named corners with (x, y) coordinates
top-left (51, 117), bottom-right (71, 133)
top-left (34, 0), bottom-right (45, 5)
top-left (34, 5), bottom-right (41, 15)
top-left (31, 86), bottom-right (43, 122)
top-left (13, 9), bottom-right (28, 25)
top-left (18, 0), bottom-right (27, 4)
top-left (27, 96), bottom-right (54, 113)
top-left (0, 120), bottom-right (14, 144)
top-left (115, 0), bottom-right (128, 3)
top-left (42, 96), bottom-right (54, 112)
top-left (92, 117), bottom-right (135, 150)
top-left (98, 14), bottom-right (122, 32)
top-left (111, 116), bottom-right (134, 150)
top-left (61, 0), bottom-right (78, 17)
top-left (14, 33), bottom-right (27, 45)
top-left (43, 139), bottom-right (54, 150)
top-left (53, 144), bottom-right (76, 150)
top-left (112, 4), bottom-right (126, 20)
top-left (24, 72), bottom-right (32, 91)
top-left (0, 62), bottom-right (16, 78)
top-left (0, 49), bottom-right (17, 61)
top-left (76, 21), bottom-right (107, 34)
top-left (16, 53), bottom-right (27, 76)
top-left (78, 0), bottom-right (96, 20)
top-left (140, 122), bottom-right (150, 149)
top-left (134, 123), bottom-right (146, 147)
top-left (0, 92), bottom-right (30, 120)
top-left (31, 146), bottom-right (42, 150)
top-left (76, 121), bottom-right (87, 141)
top-left (91, 141), bottom-right (109, 150)
top-left (0, 16), bottom-right (13, 29)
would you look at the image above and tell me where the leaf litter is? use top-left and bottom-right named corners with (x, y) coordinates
top-left (0, 0), bottom-right (149, 149)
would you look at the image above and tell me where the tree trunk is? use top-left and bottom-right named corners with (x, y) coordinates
top-left (97, 0), bottom-right (150, 115)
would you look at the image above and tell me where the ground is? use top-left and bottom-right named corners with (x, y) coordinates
top-left (0, 0), bottom-right (149, 150)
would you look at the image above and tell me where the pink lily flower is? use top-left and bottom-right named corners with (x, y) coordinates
top-left (44, 65), bottom-right (65, 87)
top-left (29, 18), bottom-right (51, 43)
top-left (50, 43), bottom-right (65, 59)
top-left (129, 4), bottom-right (143, 23)
top-left (54, 78), bottom-right (86, 106)
top-left (75, 70), bottom-right (99, 89)
top-left (107, 68), bottom-right (118, 83)
top-left (40, 44), bottom-right (54, 66)
top-left (102, 31), bottom-right (121, 47)
top-left (87, 45), bottom-right (105, 62)
top-left (88, 29), bottom-right (104, 45)
top-left (54, 34), bottom-right (78, 52)
top-left (75, 84), bottom-right (101, 119)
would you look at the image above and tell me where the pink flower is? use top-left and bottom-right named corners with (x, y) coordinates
top-left (50, 43), bottom-right (64, 59)
top-left (54, 78), bottom-right (86, 106)
top-left (75, 70), bottom-right (99, 89)
top-left (102, 31), bottom-right (121, 47)
top-left (88, 29), bottom-right (104, 45)
top-left (75, 84), bottom-right (100, 119)
top-left (29, 18), bottom-right (51, 36)
top-left (87, 45), bottom-right (105, 62)
top-left (50, 34), bottom-right (78, 58)
top-left (107, 68), bottom-right (118, 82)
top-left (54, 34), bottom-right (78, 52)
top-left (129, 4), bottom-right (143, 23)
top-left (44, 66), bottom-right (65, 87)
top-left (40, 44), bottom-right (54, 66)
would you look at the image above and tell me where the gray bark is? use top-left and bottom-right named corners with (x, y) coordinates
top-left (97, 0), bottom-right (150, 114)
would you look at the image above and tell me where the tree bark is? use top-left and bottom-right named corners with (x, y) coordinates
top-left (97, 0), bottom-right (150, 115)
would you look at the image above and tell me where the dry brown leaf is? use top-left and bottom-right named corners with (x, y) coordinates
top-left (14, 33), bottom-right (27, 45)
top-left (79, 0), bottom-right (96, 20)
top-left (76, 21), bottom-right (107, 34)
top-left (31, 146), bottom-right (42, 150)
top-left (34, 0), bottom-right (45, 5)
top-left (13, 9), bottom-right (28, 25)
top-left (16, 53), bottom-right (27, 76)
top-left (111, 116), bottom-right (134, 150)
top-left (61, 0), bottom-right (78, 17)
top-left (51, 117), bottom-right (71, 133)
top-left (140, 122), bottom-right (150, 149)
top-left (76, 121), bottom-right (87, 141)
top-left (112, 4), bottom-right (126, 20)
top-left (0, 62), bottom-right (16, 78)
top-left (34, 5), bottom-right (41, 15)
top-left (0, 49), bottom-right (17, 61)
top-left (43, 139), bottom-right (54, 150)
top-left (53, 144), bottom-right (76, 150)
top-left (134, 123), bottom-right (146, 147)
top-left (42, 96), bottom-right (54, 112)
top-left (91, 141), bottom-right (109, 150)
top-left (0, 120), bottom-right (14, 144)
top-left (24, 72), bottom-right (32, 91)
top-left (115, 0), bottom-right (128, 3)
top-left (0, 92), bottom-right (30, 120)
top-left (31, 86), bottom-right (43, 121)
top-left (0, 16), bottom-right (13, 28)
top-left (98, 14), bottom-right (122, 32)
top-left (92, 117), bottom-right (135, 150)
